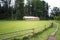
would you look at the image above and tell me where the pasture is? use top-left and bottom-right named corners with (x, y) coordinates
top-left (0, 20), bottom-right (55, 40)
top-left (0, 20), bottom-right (50, 33)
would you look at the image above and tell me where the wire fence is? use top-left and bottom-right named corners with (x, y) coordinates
top-left (0, 23), bottom-right (52, 40)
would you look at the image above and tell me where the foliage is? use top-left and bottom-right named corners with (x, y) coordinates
top-left (25, 0), bottom-right (49, 20)
top-left (0, 0), bottom-right (13, 20)
top-left (0, 0), bottom-right (49, 20)
top-left (51, 7), bottom-right (60, 16)
top-left (54, 16), bottom-right (60, 20)
top-left (15, 0), bottom-right (24, 20)
top-left (50, 7), bottom-right (60, 20)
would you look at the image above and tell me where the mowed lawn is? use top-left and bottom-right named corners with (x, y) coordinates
top-left (0, 20), bottom-right (50, 33)
top-left (0, 20), bottom-right (53, 39)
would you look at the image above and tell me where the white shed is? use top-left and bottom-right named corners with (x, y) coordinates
top-left (23, 16), bottom-right (39, 20)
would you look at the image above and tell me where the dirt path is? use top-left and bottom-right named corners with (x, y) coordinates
top-left (47, 35), bottom-right (55, 40)
top-left (47, 21), bottom-right (58, 40)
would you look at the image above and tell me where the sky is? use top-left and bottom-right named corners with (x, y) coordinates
top-left (44, 0), bottom-right (60, 16)
top-left (44, 0), bottom-right (60, 12)
top-left (0, 0), bottom-right (15, 7)
top-left (44, 0), bottom-right (60, 8)
top-left (11, 0), bottom-right (15, 6)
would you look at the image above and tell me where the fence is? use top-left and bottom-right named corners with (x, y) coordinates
top-left (0, 23), bottom-right (52, 40)
top-left (47, 22), bottom-right (58, 40)
top-left (51, 22), bottom-right (58, 36)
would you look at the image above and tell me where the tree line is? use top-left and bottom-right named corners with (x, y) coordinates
top-left (50, 7), bottom-right (60, 20)
top-left (0, 0), bottom-right (49, 20)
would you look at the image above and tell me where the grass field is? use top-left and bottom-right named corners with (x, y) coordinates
top-left (56, 21), bottom-right (60, 40)
top-left (0, 20), bottom-right (50, 33)
top-left (0, 20), bottom-right (55, 40)
top-left (30, 26), bottom-right (55, 40)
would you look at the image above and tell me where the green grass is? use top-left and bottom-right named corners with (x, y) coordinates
top-left (0, 20), bottom-right (50, 33)
top-left (30, 22), bottom-right (55, 40)
top-left (30, 27), bottom-right (55, 40)
top-left (55, 21), bottom-right (60, 40)
top-left (0, 20), bottom-right (55, 40)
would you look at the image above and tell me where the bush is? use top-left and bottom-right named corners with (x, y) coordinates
top-left (54, 16), bottom-right (60, 20)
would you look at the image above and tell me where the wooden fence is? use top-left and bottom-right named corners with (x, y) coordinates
top-left (0, 23), bottom-right (52, 40)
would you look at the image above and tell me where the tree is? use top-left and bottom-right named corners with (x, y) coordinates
top-left (25, 0), bottom-right (49, 19)
top-left (50, 7), bottom-right (60, 20)
top-left (0, 0), bottom-right (49, 20)
top-left (51, 7), bottom-right (60, 16)
top-left (0, 0), bottom-right (12, 19)
top-left (15, 0), bottom-right (24, 20)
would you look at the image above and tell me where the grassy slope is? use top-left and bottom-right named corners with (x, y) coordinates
top-left (30, 23), bottom-right (55, 40)
top-left (0, 20), bottom-right (50, 33)
top-left (0, 20), bottom-right (55, 40)
top-left (56, 21), bottom-right (60, 40)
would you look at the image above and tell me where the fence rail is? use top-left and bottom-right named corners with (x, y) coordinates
top-left (0, 29), bottom-right (32, 35)
top-left (0, 23), bottom-right (52, 40)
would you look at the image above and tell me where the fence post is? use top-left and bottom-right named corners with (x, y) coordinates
top-left (32, 28), bottom-right (35, 36)
top-left (45, 25), bottom-right (47, 30)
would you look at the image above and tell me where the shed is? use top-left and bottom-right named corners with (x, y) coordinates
top-left (23, 16), bottom-right (39, 20)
